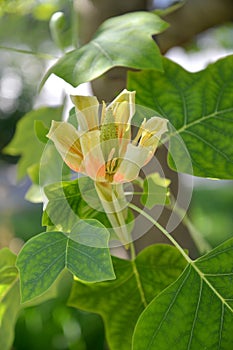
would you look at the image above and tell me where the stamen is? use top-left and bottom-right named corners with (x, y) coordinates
top-left (105, 156), bottom-right (119, 182)
top-left (100, 108), bottom-right (119, 161)
top-left (132, 118), bottom-right (146, 145)
top-left (107, 147), bottom-right (116, 162)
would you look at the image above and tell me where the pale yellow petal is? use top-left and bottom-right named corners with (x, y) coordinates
top-left (108, 89), bottom-right (135, 124)
top-left (70, 95), bottom-right (99, 131)
top-left (114, 143), bottom-right (150, 183)
top-left (47, 121), bottom-right (84, 172)
top-left (106, 89), bottom-right (135, 158)
top-left (134, 117), bottom-right (168, 166)
top-left (140, 117), bottom-right (168, 148)
top-left (79, 130), bottom-right (106, 181)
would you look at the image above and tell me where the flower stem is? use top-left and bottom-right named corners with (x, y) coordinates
top-left (130, 241), bottom-right (136, 260)
top-left (128, 203), bottom-right (192, 264)
top-left (95, 182), bottom-right (131, 247)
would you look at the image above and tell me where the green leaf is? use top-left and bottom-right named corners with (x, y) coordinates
top-left (41, 12), bottom-right (168, 87)
top-left (141, 173), bottom-right (170, 209)
top-left (22, 269), bottom-right (72, 308)
top-left (128, 56), bottom-right (233, 179)
top-left (43, 177), bottom-right (112, 232)
top-left (0, 247), bottom-right (17, 270)
top-left (25, 183), bottom-right (43, 203)
top-left (3, 106), bottom-right (62, 179)
top-left (16, 222), bottom-right (115, 303)
top-left (34, 120), bottom-right (49, 143)
top-left (25, 142), bottom-right (71, 203)
top-left (133, 238), bottom-right (233, 350)
top-left (68, 244), bottom-right (187, 350)
top-left (0, 248), bottom-right (20, 350)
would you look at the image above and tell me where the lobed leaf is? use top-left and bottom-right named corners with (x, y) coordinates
top-left (16, 222), bottom-right (115, 303)
top-left (128, 56), bottom-right (233, 179)
top-left (43, 177), bottom-right (112, 232)
top-left (41, 12), bottom-right (168, 87)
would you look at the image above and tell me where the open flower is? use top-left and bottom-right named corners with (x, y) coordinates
top-left (47, 89), bottom-right (168, 184)
top-left (47, 89), bottom-right (168, 246)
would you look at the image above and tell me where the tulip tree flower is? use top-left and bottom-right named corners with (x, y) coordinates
top-left (47, 89), bottom-right (168, 245)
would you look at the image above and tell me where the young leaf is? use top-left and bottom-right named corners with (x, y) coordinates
top-left (133, 238), bottom-right (233, 350)
top-left (3, 106), bottom-right (62, 179)
top-left (141, 173), bottom-right (170, 209)
top-left (34, 120), bottom-right (50, 143)
top-left (128, 56), bottom-right (233, 179)
top-left (68, 244), bottom-right (187, 350)
top-left (16, 222), bottom-right (115, 303)
top-left (0, 248), bottom-right (20, 350)
top-left (41, 12), bottom-right (168, 87)
top-left (43, 178), bottom-right (112, 232)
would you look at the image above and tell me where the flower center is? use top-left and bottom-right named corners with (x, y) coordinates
top-left (100, 108), bottom-right (120, 182)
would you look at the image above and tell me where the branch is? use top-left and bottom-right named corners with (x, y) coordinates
top-left (156, 0), bottom-right (233, 53)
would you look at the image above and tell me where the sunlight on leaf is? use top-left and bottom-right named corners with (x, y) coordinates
top-left (141, 173), bottom-right (170, 209)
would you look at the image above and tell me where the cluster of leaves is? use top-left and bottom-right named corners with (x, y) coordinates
top-left (1, 10), bottom-right (233, 350)
top-left (0, 0), bottom-right (59, 19)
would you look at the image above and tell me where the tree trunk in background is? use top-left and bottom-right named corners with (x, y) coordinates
top-left (157, 0), bottom-right (233, 53)
top-left (74, 0), bottom-right (233, 258)
top-left (75, 0), bottom-right (233, 100)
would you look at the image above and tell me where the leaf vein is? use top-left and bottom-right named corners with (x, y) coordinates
top-left (218, 303), bottom-right (224, 349)
top-left (183, 130), bottom-right (233, 163)
top-left (187, 278), bottom-right (203, 350)
top-left (196, 246), bottom-right (233, 263)
top-left (146, 266), bottom-right (192, 350)
top-left (92, 41), bottom-right (114, 65)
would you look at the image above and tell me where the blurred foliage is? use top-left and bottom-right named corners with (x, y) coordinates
top-left (0, 0), bottom-right (73, 163)
top-left (0, 3), bottom-right (104, 349)
top-left (0, 0), bottom-right (58, 19)
top-left (14, 303), bottom-right (106, 350)
top-left (190, 183), bottom-right (233, 248)
top-left (0, 207), bottom-right (42, 243)
top-left (14, 276), bottom-right (106, 350)
top-left (214, 23), bottom-right (233, 49)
